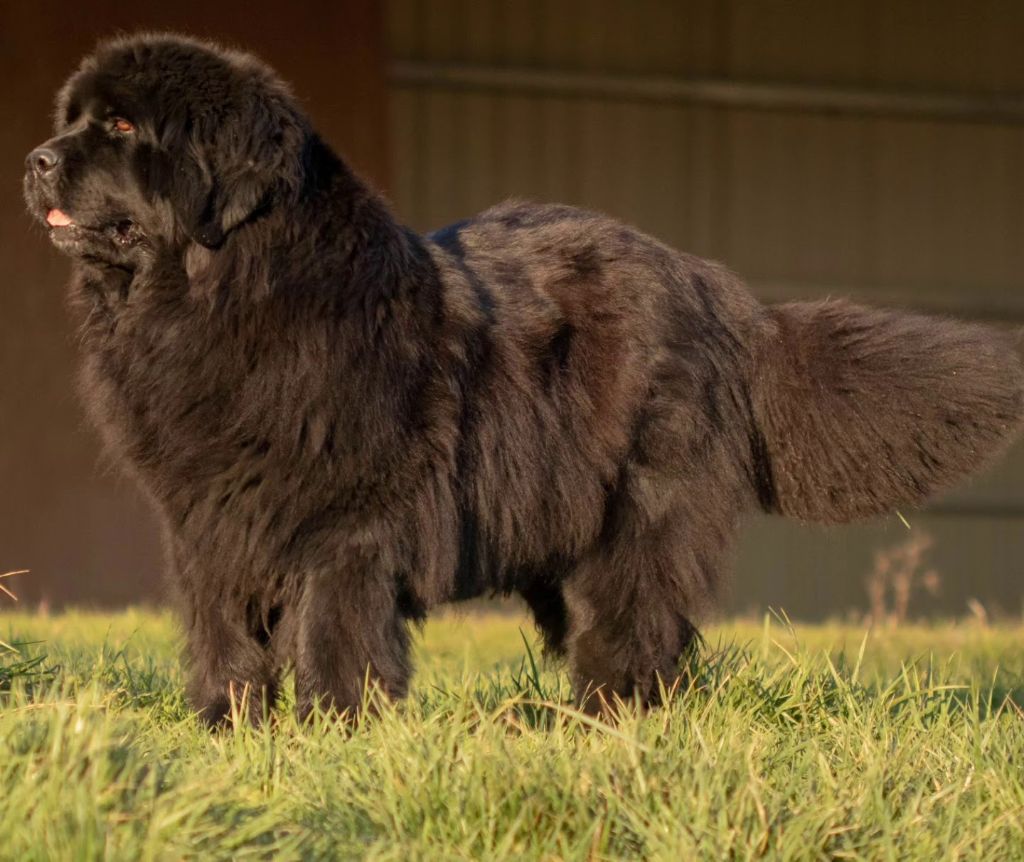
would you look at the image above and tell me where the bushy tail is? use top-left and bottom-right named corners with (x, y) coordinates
top-left (752, 299), bottom-right (1024, 524)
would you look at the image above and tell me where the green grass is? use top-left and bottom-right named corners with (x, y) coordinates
top-left (2, 609), bottom-right (1023, 860)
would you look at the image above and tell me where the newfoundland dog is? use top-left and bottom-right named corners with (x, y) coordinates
top-left (24, 33), bottom-right (1024, 723)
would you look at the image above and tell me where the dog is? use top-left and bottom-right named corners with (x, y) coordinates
top-left (24, 33), bottom-right (1024, 723)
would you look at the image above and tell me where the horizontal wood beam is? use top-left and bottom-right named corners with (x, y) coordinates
top-left (392, 61), bottom-right (1024, 126)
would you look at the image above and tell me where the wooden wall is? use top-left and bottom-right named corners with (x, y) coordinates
top-left (387, 0), bottom-right (1024, 618)
top-left (2, 0), bottom-right (1021, 618)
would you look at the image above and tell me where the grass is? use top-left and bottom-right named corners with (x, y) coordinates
top-left (1, 609), bottom-right (1023, 860)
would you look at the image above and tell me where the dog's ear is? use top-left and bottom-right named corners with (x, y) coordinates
top-left (156, 146), bottom-right (219, 249)
top-left (165, 91), bottom-right (307, 249)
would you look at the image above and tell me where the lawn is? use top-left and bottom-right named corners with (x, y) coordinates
top-left (1, 608), bottom-right (1023, 860)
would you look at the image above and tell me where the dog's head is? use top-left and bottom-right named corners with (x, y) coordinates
top-left (24, 33), bottom-right (309, 266)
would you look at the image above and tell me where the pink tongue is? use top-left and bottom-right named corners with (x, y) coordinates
top-left (47, 209), bottom-right (73, 227)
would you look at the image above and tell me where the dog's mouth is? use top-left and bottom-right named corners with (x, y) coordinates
top-left (45, 209), bottom-right (144, 250)
top-left (109, 219), bottom-right (144, 246)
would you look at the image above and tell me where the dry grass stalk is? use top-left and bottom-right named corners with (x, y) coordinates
top-left (865, 534), bottom-right (940, 626)
top-left (0, 570), bottom-right (27, 603)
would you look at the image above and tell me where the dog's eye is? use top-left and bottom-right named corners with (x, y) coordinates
top-left (111, 117), bottom-right (135, 134)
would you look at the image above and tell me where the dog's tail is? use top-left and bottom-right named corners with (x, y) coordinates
top-left (750, 299), bottom-right (1024, 524)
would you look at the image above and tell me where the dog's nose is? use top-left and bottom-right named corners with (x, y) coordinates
top-left (27, 147), bottom-right (61, 175)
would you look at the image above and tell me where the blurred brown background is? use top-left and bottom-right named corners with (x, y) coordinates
top-left (2, 1), bottom-right (1023, 618)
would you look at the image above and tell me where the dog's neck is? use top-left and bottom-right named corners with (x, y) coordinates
top-left (177, 134), bottom-right (439, 320)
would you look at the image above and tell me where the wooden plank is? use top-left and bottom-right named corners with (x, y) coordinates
top-left (391, 62), bottom-right (1024, 125)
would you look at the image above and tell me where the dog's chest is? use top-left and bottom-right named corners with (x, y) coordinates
top-left (81, 297), bottom-right (253, 473)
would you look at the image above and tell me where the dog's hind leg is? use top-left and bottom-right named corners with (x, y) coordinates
top-left (519, 579), bottom-right (570, 656)
top-left (565, 584), bottom-right (698, 716)
top-left (563, 508), bottom-right (721, 715)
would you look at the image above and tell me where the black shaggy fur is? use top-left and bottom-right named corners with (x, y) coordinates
top-left (24, 34), bottom-right (1024, 722)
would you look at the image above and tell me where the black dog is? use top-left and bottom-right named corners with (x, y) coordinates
top-left (24, 33), bottom-right (1024, 723)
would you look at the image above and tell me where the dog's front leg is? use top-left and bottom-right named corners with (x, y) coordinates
top-left (171, 537), bottom-right (280, 727)
top-left (182, 597), bottom-right (280, 727)
top-left (293, 552), bottom-right (412, 723)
